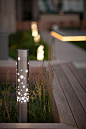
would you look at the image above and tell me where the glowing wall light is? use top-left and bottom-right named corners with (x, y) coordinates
top-left (16, 49), bottom-right (29, 123)
top-left (37, 45), bottom-right (44, 61)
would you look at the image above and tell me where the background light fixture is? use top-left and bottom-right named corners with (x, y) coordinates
top-left (50, 31), bottom-right (86, 41)
top-left (37, 45), bottom-right (44, 61)
top-left (16, 49), bottom-right (29, 123)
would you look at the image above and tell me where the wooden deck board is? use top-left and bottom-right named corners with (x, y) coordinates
top-left (67, 62), bottom-right (86, 92)
top-left (52, 66), bottom-right (76, 127)
top-left (61, 63), bottom-right (86, 113)
top-left (54, 65), bottom-right (86, 129)
top-left (0, 123), bottom-right (79, 129)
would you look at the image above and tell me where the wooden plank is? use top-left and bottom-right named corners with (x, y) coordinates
top-left (79, 68), bottom-right (86, 78)
top-left (67, 62), bottom-right (86, 92)
top-left (55, 65), bottom-right (86, 129)
top-left (61, 63), bottom-right (86, 113)
top-left (53, 66), bottom-right (77, 127)
top-left (0, 123), bottom-right (79, 129)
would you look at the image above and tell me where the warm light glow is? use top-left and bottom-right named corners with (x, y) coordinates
top-left (34, 34), bottom-right (40, 43)
top-left (25, 69), bottom-right (28, 73)
top-left (18, 79), bottom-right (20, 82)
top-left (22, 97), bottom-right (24, 100)
top-left (17, 73), bottom-right (19, 75)
top-left (18, 57), bottom-right (21, 60)
top-left (27, 97), bottom-right (29, 102)
top-left (50, 31), bottom-right (63, 41)
top-left (26, 88), bottom-right (28, 92)
top-left (63, 36), bottom-right (86, 41)
top-left (20, 75), bottom-right (24, 79)
top-left (21, 69), bottom-right (22, 71)
top-left (24, 93), bottom-right (27, 96)
top-left (18, 92), bottom-right (20, 95)
top-left (24, 100), bottom-right (26, 103)
top-left (50, 31), bottom-right (86, 41)
top-left (23, 85), bottom-right (25, 88)
top-left (37, 45), bottom-right (44, 61)
top-left (32, 30), bottom-right (38, 37)
top-left (31, 22), bottom-right (37, 30)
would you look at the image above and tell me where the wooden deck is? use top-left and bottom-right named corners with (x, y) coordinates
top-left (52, 62), bottom-right (86, 129)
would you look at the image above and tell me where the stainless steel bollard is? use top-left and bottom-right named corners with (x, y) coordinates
top-left (16, 49), bottom-right (29, 123)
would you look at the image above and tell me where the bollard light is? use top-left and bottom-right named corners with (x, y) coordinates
top-left (16, 49), bottom-right (29, 123)
top-left (37, 45), bottom-right (44, 61)
top-left (34, 34), bottom-right (40, 43)
top-left (31, 21), bottom-right (37, 30)
top-left (32, 29), bottom-right (38, 37)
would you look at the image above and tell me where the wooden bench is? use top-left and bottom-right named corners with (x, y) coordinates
top-left (52, 62), bottom-right (86, 129)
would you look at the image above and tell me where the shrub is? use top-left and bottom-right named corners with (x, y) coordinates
top-left (9, 31), bottom-right (49, 60)
top-left (0, 63), bottom-right (55, 123)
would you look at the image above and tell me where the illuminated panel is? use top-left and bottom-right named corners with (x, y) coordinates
top-left (50, 31), bottom-right (63, 41)
top-left (50, 31), bottom-right (86, 41)
top-left (63, 36), bottom-right (86, 41)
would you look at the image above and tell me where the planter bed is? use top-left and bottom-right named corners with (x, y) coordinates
top-left (0, 63), bottom-right (59, 123)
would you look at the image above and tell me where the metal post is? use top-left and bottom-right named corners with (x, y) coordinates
top-left (51, 37), bottom-right (55, 60)
top-left (16, 49), bottom-right (29, 123)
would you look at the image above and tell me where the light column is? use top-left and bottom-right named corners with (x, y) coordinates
top-left (16, 49), bottom-right (29, 123)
